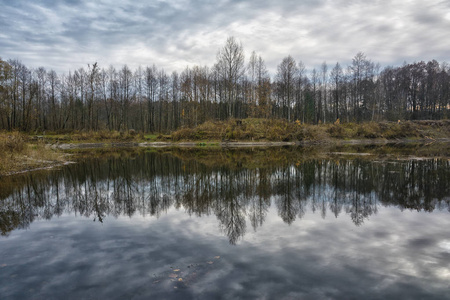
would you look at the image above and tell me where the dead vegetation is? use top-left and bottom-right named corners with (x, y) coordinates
top-left (1, 119), bottom-right (449, 176)
top-left (24, 119), bottom-right (450, 144)
top-left (0, 132), bottom-right (67, 176)
top-left (170, 118), bottom-right (450, 142)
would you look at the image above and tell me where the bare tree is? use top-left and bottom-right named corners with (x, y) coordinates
top-left (145, 65), bottom-right (158, 132)
top-left (311, 68), bottom-right (319, 123)
top-left (47, 69), bottom-right (59, 129)
top-left (276, 55), bottom-right (298, 121)
top-left (216, 36), bottom-right (245, 118)
top-left (256, 55), bottom-right (271, 118)
top-left (247, 51), bottom-right (258, 117)
top-left (330, 62), bottom-right (343, 121)
top-left (321, 61), bottom-right (328, 123)
top-left (87, 62), bottom-right (99, 130)
top-left (294, 61), bottom-right (306, 122)
top-left (119, 65), bottom-right (133, 131)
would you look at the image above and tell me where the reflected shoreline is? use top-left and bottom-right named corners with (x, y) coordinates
top-left (1, 147), bottom-right (449, 244)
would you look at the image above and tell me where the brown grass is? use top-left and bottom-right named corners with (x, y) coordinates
top-left (170, 119), bottom-right (450, 142)
top-left (0, 131), bottom-right (25, 153)
top-left (171, 119), bottom-right (305, 141)
top-left (0, 132), bottom-right (66, 176)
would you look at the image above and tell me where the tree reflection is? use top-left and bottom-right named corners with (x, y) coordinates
top-left (1, 149), bottom-right (449, 242)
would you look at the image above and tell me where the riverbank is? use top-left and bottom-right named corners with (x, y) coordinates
top-left (1, 119), bottom-right (450, 176)
top-left (2, 137), bottom-right (449, 178)
top-left (52, 137), bottom-right (450, 150)
top-left (20, 119), bottom-right (450, 144)
top-left (0, 132), bottom-right (70, 177)
top-left (170, 119), bottom-right (450, 141)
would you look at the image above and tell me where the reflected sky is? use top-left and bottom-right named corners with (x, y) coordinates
top-left (0, 148), bottom-right (449, 299)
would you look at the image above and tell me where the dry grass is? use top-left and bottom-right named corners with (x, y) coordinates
top-left (0, 132), bottom-right (66, 176)
top-left (23, 119), bottom-right (450, 145)
top-left (1, 119), bottom-right (449, 175)
top-left (0, 131), bottom-right (25, 153)
top-left (170, 118), bottom-right (450, 142)
top-left (171, 118), bottom-right (304, 141)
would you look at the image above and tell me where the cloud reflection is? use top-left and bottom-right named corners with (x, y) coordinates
top-left (0, 149), bottom-right (449, 299)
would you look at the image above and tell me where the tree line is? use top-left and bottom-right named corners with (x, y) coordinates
top-left (1, 37), bottom-right (449, 133)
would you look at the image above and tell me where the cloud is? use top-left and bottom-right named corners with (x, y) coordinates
top-left (0, 0), bottom-right (449, 75)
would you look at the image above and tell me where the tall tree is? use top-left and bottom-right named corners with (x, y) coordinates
top-left (330, 62), bottom-right (343, 121)
top-left (276, 55), bottom-right (298, 122)
top-left (216, 36), bottom-right (245, 118)
top-left (0, 58), bottom-right (12, 129)
top-left (145, 65), bottom-right (158, 132)
top-left (247, 51), bottom-right (258, 117)
top-left (256, 55), bottom-right (271, 119)
top-left (119, 65), bottom-right (133, 131)
top-left (87, 62), bottom-right (99, 130)
top-left (320, 61), bottom-right (328, 123)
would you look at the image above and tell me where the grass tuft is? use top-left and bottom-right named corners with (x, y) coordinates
top-left (0, 132), bottom-right (66, 176)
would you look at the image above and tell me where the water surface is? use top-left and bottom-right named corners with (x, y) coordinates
top-left (1, 147), bottom-right (449, 299)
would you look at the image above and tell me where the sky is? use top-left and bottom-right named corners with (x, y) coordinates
top-left (0, 0), bottom-right (449, 75)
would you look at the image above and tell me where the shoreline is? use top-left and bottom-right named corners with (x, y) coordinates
top-left (2, 138), bottom-right (449, 177)
top-left (52, 137), bottom-right (450, 150)
top-left (3, 161), bottom-right (76, 177)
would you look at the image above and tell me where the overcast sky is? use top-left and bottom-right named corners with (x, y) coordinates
top-left (1, 0), bottom-right (449, 75)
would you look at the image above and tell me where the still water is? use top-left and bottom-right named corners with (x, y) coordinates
top-left (1, 147), bottom-right (449, 299)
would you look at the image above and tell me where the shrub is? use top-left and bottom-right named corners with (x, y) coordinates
top-left (267, 125), bottom-right (284, 141)
top-left (299, 125), bottom-right (329, 141)
top-left (356, 122), bottom-right (382, 139)
top-left (128, 129), bottom-right (137, 136)
top-left (327, 124), bottom-right (346, 138)
top-left (382, 122), bottom-right (422, 139)
top-left (171, 128), bottom-right (195, 141)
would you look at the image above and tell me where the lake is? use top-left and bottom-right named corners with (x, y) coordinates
top-left (1, 145), bottom-right (450, 299)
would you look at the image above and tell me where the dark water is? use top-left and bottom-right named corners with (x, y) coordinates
top-left (1, 147), bottom-right (450, 299)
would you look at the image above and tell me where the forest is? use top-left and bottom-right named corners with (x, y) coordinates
top-left (1, 37), bottom-right (449, 133)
